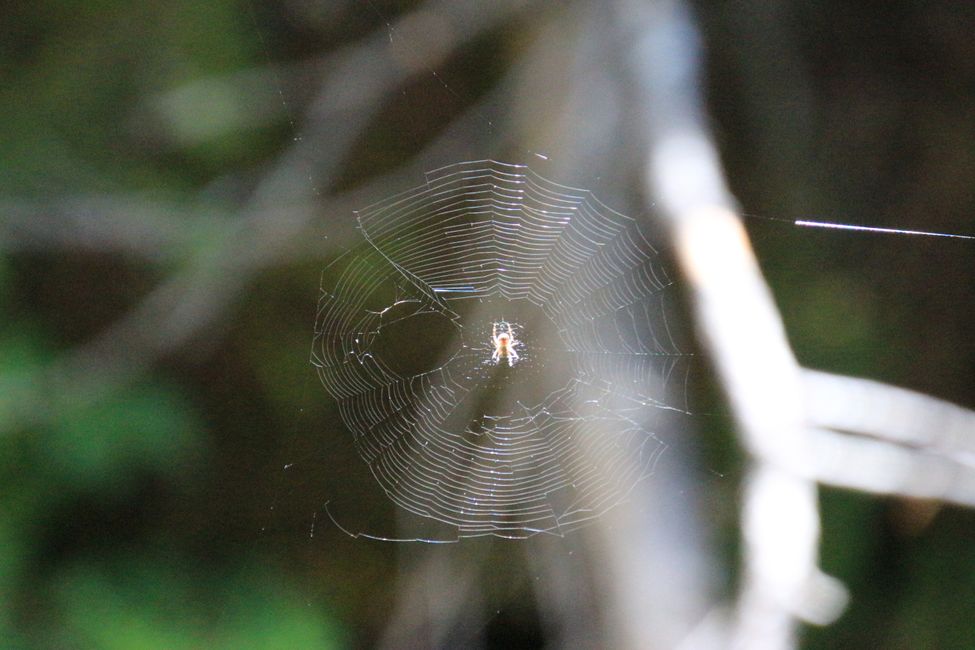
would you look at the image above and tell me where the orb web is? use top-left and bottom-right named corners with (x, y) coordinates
top-left (312, 160), bottom-right (692, 539)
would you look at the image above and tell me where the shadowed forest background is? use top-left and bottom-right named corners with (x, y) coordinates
top-left (2, 1), bottom-right (975, 648)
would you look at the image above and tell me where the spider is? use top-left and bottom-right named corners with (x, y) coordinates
top-left (491, 322), bottom-right (520, 366)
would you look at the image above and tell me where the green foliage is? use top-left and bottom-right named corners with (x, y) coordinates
top-left (48, 560), bottom-right (346, 650)
top-left (46, 384), bottom-right (201, 489)
top-left (0, 284), bottom-right (346, 646)
top-left (0, 0), bottom-right (270, 196)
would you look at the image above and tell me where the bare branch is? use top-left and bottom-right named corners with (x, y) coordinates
top-left (620, 0), bottom-right (844, 647)
top-left (808, 425), bottom-right (975, 507)
top-left (801, 369), bottom-right (975, 506)
top-left (0, 196), bottom-right (205, 261)
top-left (803, 369), bottom-right (975, 467)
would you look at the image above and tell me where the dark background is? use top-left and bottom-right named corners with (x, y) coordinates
top-left (2, 0), bottom-right (974, 647)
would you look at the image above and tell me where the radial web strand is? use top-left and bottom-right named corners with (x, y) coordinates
top-left (312, 160), bottom-right (692, 540)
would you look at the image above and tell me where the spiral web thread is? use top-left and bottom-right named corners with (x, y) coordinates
top-left (312, 160), bottom-right (692, 539)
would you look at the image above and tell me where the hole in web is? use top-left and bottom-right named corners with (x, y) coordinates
top-left (312, 160), bottom-right (693, 540)
top-left (370, 303), bottom-right (459, 376)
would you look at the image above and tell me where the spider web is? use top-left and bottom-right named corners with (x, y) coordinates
top-left (312, 160), bottom-right (692, 540)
